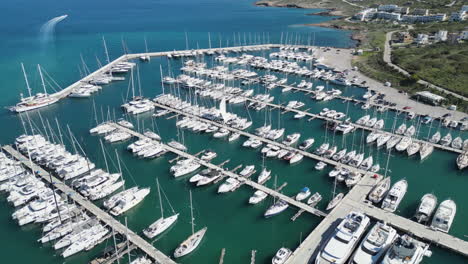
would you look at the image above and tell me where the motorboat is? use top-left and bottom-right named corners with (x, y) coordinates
top-left (240, 165), bottom-right (255, 177)
top-left (368, 177), bottom-right (391, 204)
top-left (218, 177), bottom-right (240, 193)
top-left (298, 138), bottom-right (314, 150)
top-left (110, 187), bottom-right (150, 216)
top-left (381, 180), bottom-right (408, 212)
top-left (282, 133), bottom-right (301, 146)
top-left (315, 211), bottom-right (370, 264)
top-left (315, 161), bottom-right (327, 171)
top-left (326, 193), bottom-right (344, 211)
top-left (272, 247), bottom-right (292, 264)
top-left (430, 199), bottom-right (456, 233)
top-left (381, 235), bottom-right (431, 264)
top-left (414, 194), bottom-right (437, 224)
top-left (200, 150), bottom-right (217, 161)
top-left (350, 222), bottom-right (398, 264)
top-left (249, 190), bottom-right (268, 204)
top-left (315, 143), bottom-right (330, 155)
top-left (290, 153), bottom-right (304, 164)
top-left (295, 187), bottom-right (311, 201)
top-left (307, 192), bottom-right (322, 206)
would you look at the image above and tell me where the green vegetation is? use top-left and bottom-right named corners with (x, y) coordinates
top-left (359, 0), bottom-right (464, 13)
top-left (393, 42), bottom-right (468, 97)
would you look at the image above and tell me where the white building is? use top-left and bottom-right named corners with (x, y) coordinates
top-left (434, 30), bottom-right (448, 42)
top-left (375, 11), bottom-right (401, 21)
top-left (416, 34), bottom-right (429, 44)
top-left (402, 14), bottom-right (447, 23)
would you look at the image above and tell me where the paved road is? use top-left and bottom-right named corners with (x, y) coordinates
top-left (383, 31), bottom-right (468, 102)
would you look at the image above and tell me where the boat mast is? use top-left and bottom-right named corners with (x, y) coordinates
top-left (189, 190), bottom-right (194, 235)
top-left (157, 178), bottom-right (164, 218)
top-left (37, 64), bottom-right (48, 95)
top-left (21, 63), bottom-right (32, 98)
top-left (160, 65), bottom-right (165, 95)
top-left (102, 36), bottom-right (110, 64)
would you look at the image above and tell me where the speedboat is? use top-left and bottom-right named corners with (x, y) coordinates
top-left (315, 143), bottom-right (329, 155)
top-left (282, 133), bottom-right (301, 146)
top-left (264, 200), bottom-right (289, 218)
top-left (298, 138), bottom-right (314, 150)
top-left (295, 187), bottom-right (311, 201)
top-left (289, 153), bottom-right (304, 164)
top-left (326, 193), bottom-right (344, 211)
top-left (307, 192), bottom-right (322, 206)
top-left (350, 222), bottom-right (398, 264)
top-left (381, 180), bottom-right (408, 212)
top-left (430, 199), bottom-right (456, 233)
top-left (315, 161), bottom-right (327, 171)
top-left (218, 177), bottom-right (240, 193)
top-left (272, 247), bottom-right (292, 264)
top-left (414, 194), bottom-right (437, 224)
top-left (315, 211), bottom-right (370, 264)
top-left (368, 177), bottom-right (391, 204)
top-left (239, 165), bottom-right (255, 177)
top-left (381, 235), bottom-right (431, 264)
top-left (249, 190), bottom-right (268, 204)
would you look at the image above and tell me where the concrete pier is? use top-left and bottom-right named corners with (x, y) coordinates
top-left (2, 145), bottom-right (176, 264)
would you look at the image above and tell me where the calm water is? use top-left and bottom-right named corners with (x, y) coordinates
top-left (0, 1), bottom-right (466, 264)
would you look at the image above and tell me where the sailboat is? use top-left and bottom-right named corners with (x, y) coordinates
top-left (173, 191), bottom-right (207, 258)
top-left (11, 64), bottom-right (59, 113)
top-left (326, 176), bottom-right (343, 211)
top-left (143, 178), bottom-right (179, 239)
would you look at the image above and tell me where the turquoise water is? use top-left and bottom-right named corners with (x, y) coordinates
top-left (0, 0), bottom-right (466, 264)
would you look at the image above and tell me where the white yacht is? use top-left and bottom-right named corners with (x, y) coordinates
top-left (315, 211), bottom-right (370, 264)
top-left (440, 133), bottom-right (452, 146)
top-left (290, 153), bottom-right (304, 164)
top-left (239, 165), bottom-right (255, 177)
top-left (404, 125), bottom-right (416, 137)
top-left (264, 200), bottom-right (289, 218)
top-left (218, 177), bottom-right (240, 193)
top-left (298, 138), bottom-right (315, 150)
top-left (315, 161), bottom-right (327, 171)
top-left (249, 190), bottom-right (268, 204)
top-left (350, 222), bottom-right (398, 264)
top-left (315, 143), bottom-right (330, 155)
top-left (395, 124), bottom-right (406, 135)
top-left (295, 187), bottom-right (311, 201)
top-left (456, 152), bottom-right (468, 170)
top-left (376, 134), bottom-right (392, 148)
top-left (414, 194), bottom-right (437, 224)
top-left (368, 177), bottom-right (391, 204)
top-left (144, 213), bottom-right (179, 239)
top-left (282, 133), bottom-right (301, 146)
top-left (110, 187), bottom-right (150, 216)
top-left (272, 247), bottom-right (292, 264)
top-left (366, 132), bottom-right (381, 144)
top-left (257, 168), bottom-right (271, 184)
top-left (200, 150), bottom-right (217, 161)
top-left (381, 235), bottom-right (431, 264)
top-left (430, 199), bottom-right (456, 233)
top-left (326, 193), bottom-right (344, 211)
top-left (307, 192), bottom-right (322, 206)
top-left (171, 160), bottom-right (201, 177)
top-left (386, 136), bottom-right (401, 150)
top-left (381, 180), bottom-right (408, 212)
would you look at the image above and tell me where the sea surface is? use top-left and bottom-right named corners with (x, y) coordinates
top-left (0, 1), bottom-right (466, 264)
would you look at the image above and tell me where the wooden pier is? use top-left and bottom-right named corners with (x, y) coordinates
top-left (110, 123), bottom-right (328, 218)
top-left (2, 145), bottom-right (176, 264)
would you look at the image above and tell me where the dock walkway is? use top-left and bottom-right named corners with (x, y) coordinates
top-left (109, 123), bottom-right (327, 218)
top-left (285, 172), bottom-right (468, 263)
top-left (2, 145), bottom-right (176, 264)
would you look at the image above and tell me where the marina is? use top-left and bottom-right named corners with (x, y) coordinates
top-left (1, 6), bottom-right (467, 262)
